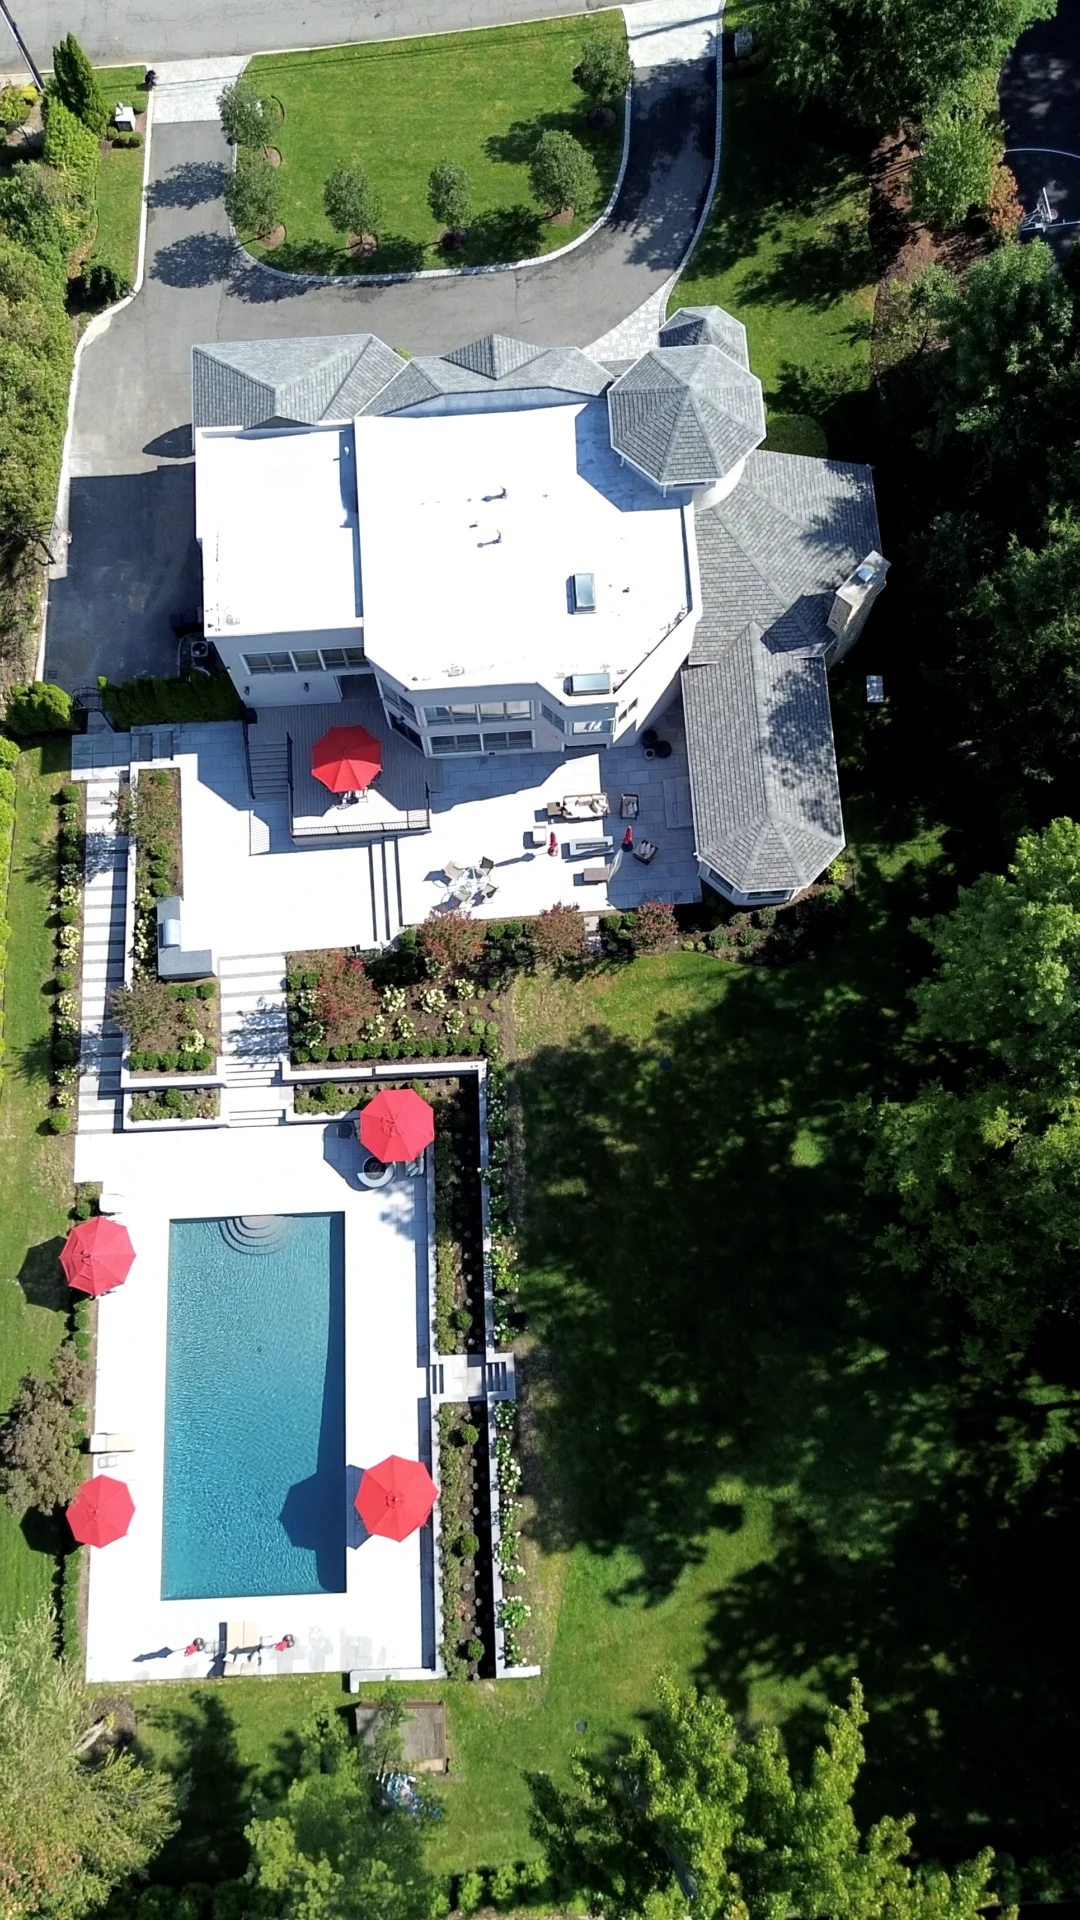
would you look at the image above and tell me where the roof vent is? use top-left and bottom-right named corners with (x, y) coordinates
top-left (571, 572), bottom-right (596, 613)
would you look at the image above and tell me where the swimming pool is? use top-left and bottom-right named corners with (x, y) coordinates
top-left (161, 1213), bottom-right (346, 1600)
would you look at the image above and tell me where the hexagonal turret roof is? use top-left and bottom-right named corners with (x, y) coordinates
top-left (607, 343), bottom-right (766, 489)
top-left (659, 304), bottom-right (750, 367)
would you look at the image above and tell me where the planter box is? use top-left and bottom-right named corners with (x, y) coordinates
top-left (120, 1054), bottom-right (227, 1091)
top-left (123, 1097), bottom-right (226, 1132)
top-left (282, 1056), bottom-right (485, 1083)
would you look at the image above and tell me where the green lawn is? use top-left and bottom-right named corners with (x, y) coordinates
top-left (0, 743), bottom-right (76, 1632)
top-left (90, 66), bottom-right (148, 286)
top-left (670, 61), bottom-right (875, 456)
top-left (245, 14), bottom-right (626, 275)
top-left (114, 799), bottom-right (1078, 1885)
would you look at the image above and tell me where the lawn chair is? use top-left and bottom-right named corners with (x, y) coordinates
top-left (480, 878), bottom-right (499, 901)
top-left (444, 860), bottom-right (465, 883)
top-left (478, 856), bottom-right (495, 875)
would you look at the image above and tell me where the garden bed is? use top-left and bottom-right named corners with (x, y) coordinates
top-left (286, 933), bottom-right (507, 1066)
top-left (129, 1087), bottom-right (221, 1123)
top-left (119, 979), bottom-right (220, 1075)
top-left (437, 1401), bottom-right (495, 1680)
top-left (245, 14), bottom-right (627, 275)
top-left (490, 1398), bottom-right (533, 1670)
top-left (49, 779), bottom-right (85, 1135)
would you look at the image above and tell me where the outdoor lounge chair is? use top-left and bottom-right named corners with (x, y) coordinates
top-left (634, 839), bottom-right (659, 864)
top-left (478, 856), bottom-right (495, 874)
top-left (444, 860), bottom-right (465, 882)
top-left (480, 879), bottom-right (499, 900)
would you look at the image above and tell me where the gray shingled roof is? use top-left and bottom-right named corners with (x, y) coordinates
top-left (192, 335), bottom-right (405, 429)
top-left (681, 449), bottom-right (881, 896)
top-left (689, 451), bottom-right (881, 663)
top-left (682, 632), bottom-right (844, 896)
top-left (607, 345), bottom-right (766, 487)
top-left (659, 305), bottom-right (749, 369)
top-left (363, 336), bottom-right (610, 414)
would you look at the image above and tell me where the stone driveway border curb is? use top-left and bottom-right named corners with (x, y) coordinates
top-left (227, 78), bottom-right (632, 290)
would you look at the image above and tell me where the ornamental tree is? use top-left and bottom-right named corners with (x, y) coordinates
top-left (419, 909), bottom-right (485, 975)
top-left (427, 158), bottom-right (472, 231)
top-left (0, 1343), bottom-right (87, 1517)
top-left (218, 77), bottom-right (277, 149)
top-left (628, 899), bottom-right (678, 953)
top-left (533, 903), bottom-right (587, 968)
top-left (50, 32), bottom-right (107, 136)
top-left (574, 36), bottom-right (633, 104)
top-left (528, 129), bottom-right (599, 216)
top-left (0, 1605), bottom-right (177, 1918)
top-left (223, 148), bottom-right (282, 239)
top-left (531, 1676), bottom-right (1008, 1920)
top-left (323, 165), bottom-right (384, 243)
top-left (910, 79), bottom-right (1002, 229)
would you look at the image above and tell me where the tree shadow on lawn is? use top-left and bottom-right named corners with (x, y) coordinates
top-left (17, 1236), bottom-right (68, 1312)
top-left (682, 72), bottom-right (869, 289)
top-left (513, 839), bottom-right (1080, 1850)
top-left (734, 215), bottom-right (874, 314)
top-left (249, 233), bottom-right (427, 278)
top-left (137, 1691), bottom-right (253, 1884)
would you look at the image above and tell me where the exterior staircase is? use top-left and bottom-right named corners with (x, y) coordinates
top-left (77, 777), bottom-right (128, 1136)
top-left (364, 836), bottom-right (404, 946)
top-left (247, 732), bottom-right (290, 799)
top-left (217, 952), bottom-right (293, 1128)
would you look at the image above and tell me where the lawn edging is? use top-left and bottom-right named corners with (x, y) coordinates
top-left (227, 79), bottom-right (630, 290)
top-left (36, 82), bottom-right (155, 676)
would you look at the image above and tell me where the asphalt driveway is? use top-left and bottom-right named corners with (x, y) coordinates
top-left (44, 45), bottom-right (715, 689)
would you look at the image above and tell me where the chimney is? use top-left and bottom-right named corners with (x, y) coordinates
top-left (826, 551), bottom-right (889, 660)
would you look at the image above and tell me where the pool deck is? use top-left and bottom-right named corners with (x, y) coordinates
top-left (76, 1122), bottom-right (436, 1685)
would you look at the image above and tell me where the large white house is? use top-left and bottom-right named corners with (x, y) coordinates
top-left (191, 312), bottom-right (887, 904)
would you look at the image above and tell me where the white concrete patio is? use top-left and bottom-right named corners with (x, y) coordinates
top-left (74, 1122), bottom-right (436, 1685)
top-left (74, 688), bottom-right (699, 953)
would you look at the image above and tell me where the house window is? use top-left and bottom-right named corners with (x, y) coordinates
top-left (321, 646), bottom-right (366, 669)
top-left (479, 700), bottom-right (532, 720)
top-left (430, 733), bottom-right (482, 755)
top-left (389, 714), bottom-right (423, 750)
top-left (571, 719), bottom-right (614, 736)
top-left (618, 698), bottom-right (639, 723)
top-left (379, 682), bottom-right (418, 722)
top-left (482, 730), bottom-right (533, 752)
top-left (243, 651), bottom-right (296, 675)
top-left (242, 646), bottom-right (365, 675)
top-left (424, 703), bottom-right (479, 725)
top-left (540, 703), bottom-right (565, 734)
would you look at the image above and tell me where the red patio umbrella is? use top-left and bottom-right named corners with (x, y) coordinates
top-left (355, 1455), bottom-right (438, 1541)
top-left (66, 1474), bottom-right (135, 1548)
top-left (59, 1217), bottom-right (135, 1296)
top-left (311, 724), bottom-right (382, 793)
top-left (359, 1088), bottom-right (435, 1164)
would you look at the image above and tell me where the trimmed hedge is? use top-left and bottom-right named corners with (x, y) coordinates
top-left (0, 742), bottom-right (16, 1089)
top-left (42, 95), bottom-right (101, 216)
top-left (100, 673), bottom-right (244, 727)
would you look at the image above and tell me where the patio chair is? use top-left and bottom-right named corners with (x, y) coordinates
top-left (444, 860), bottom-right (465, 883)
top-left (478, 855), bottom-right (495, 874)
top-left (634, 839), bottom-right (659, 865)
top-left (480, 878), bottom-right (499, 900)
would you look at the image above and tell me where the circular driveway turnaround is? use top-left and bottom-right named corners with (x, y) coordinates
top-left (43, 34), bottom-right (716, 689)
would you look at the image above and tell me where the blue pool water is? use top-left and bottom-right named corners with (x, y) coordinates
top-left (162, 1213), bottom-right (346, 1600)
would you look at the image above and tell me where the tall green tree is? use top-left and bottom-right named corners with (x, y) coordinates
top-left (530, 1677), bottom-right (1007, 1920)
top-left (910, 72), bottom-right (1002, 229)
top-left (0, 1605), bottom-right (177, 1917)
top-left (223, 150), bottom-right (282, 240)
top-left (759, 0), bottom-right (1052, 131)
top-left (323, 166), bottom-right (383, 245)
top-left (217, 78), bottom-right (277, 149)
top-left (426, 159), bottom-right (471, 233)
top-left (244, 1704), bottom-right (444, 1920)
top-left (574, 36), bottom-right (633, 104)
top-left (528, 130), bottom-right (598, 216)
top-left (870, 818), bottom-right (1080, 1356)
top-left (50, 32), bottom-right (107, 137)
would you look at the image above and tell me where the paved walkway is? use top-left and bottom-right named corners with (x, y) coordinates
top-left (43, 2), bottom-right (718, 688)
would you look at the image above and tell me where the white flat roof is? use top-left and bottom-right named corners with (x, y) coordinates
top-left (196, 424), bottom-right (363, 640)
top-left (353, 401), bottom-right (692, 688)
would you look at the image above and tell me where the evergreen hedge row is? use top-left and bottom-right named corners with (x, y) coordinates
top-left (0, 737), bottom-right (19, 1089)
